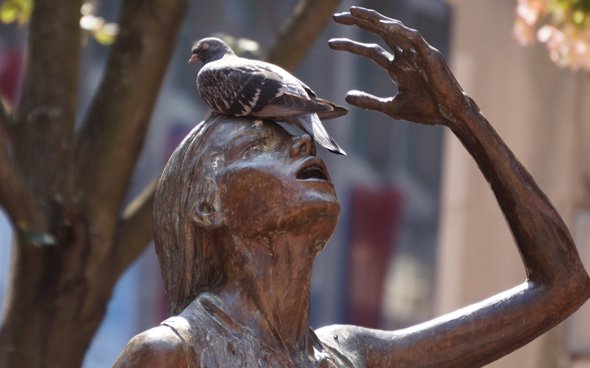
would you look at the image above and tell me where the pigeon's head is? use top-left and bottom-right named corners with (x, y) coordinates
top-left (188, 37), bottom-right (234, 64)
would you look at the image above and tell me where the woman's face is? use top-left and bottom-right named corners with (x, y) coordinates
top-left (209, 119), bottom-right (340, 239)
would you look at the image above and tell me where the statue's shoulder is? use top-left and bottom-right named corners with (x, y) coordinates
top-left (315, 324), bottom-right (378, 364)
top-left (316, 323), bottom-right (366, 343)
top-left (112, 302), bottom-right (216, 368)
top-left (112, 324), bottom-right (190, 367)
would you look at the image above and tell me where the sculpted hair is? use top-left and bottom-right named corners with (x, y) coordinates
top-left (153, 115), bottom-right (225, 315)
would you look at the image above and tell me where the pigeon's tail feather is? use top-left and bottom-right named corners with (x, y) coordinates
top-left (289, 115), bottom-right (347, 156)
top-left (327, 136), bottom-right (347, 155)
top-left (315, 99), bottom-right (348, 120)
top-left (317, 106), bottom-right (348, 120)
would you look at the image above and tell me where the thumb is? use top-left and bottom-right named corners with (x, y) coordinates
top-left (345, 90), bottom-right (397, 118)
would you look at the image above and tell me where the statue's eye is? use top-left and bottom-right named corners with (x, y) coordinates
top-left (241, 141), bottom-right (263, 157)
top-left (228, 134), bottom-right (272, 159)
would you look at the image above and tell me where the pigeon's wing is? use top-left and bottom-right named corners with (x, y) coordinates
top-left (260, 62), bottom-right (347, 120)
top-left (255, 91), bottom-right (333, 118)
top-left (198, 61), bottom-right (280, 116)
top-left (198, 58), bottom-right (334, 118)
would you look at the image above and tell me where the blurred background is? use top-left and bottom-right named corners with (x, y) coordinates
top-left (0, 0), bottom-right (589, 367)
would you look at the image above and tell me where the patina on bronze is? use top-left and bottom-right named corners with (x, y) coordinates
top-left (114, 7), bottom-right (590, 368)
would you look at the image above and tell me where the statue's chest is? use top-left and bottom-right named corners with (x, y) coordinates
top-left (195, 327), bottom-right (351, 368)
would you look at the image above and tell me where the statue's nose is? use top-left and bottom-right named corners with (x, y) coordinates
top-left (289, 134), bottom-right (316, 157)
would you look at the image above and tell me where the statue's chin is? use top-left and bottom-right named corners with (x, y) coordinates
top-left (271, 200), bottom-right (341, 244)
top-left (226, 199), bottom-right (340, 244)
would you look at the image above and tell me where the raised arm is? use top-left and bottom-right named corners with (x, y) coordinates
top-left (328, 7), bottom-right (590, 367)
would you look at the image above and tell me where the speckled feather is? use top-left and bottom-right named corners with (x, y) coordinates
top-left (198, 60), bottom-right (333, 118)
top-left (192, 38), bottom-right (347, 155)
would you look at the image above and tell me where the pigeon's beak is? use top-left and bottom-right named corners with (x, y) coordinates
top-left (188, 54), bottom-right (199, 64)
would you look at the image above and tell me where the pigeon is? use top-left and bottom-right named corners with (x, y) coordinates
top-left (188, 37), bottom-right (347, 155)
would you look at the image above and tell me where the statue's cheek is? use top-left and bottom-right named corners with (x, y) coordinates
top-left (220, 168), bottom-right (292, 233)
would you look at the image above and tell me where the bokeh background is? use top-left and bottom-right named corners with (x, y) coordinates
top-left (1, 1), bottom-right (589, 367)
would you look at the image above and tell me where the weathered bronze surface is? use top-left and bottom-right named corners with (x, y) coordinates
top-left (114, 7), bottom-right (590, 367)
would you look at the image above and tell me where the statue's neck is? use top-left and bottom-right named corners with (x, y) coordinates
top-left (218, 230), bottom-right (316, 355)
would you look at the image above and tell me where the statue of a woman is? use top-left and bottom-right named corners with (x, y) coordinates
top-left (114, 7), bottom-right (590, 368)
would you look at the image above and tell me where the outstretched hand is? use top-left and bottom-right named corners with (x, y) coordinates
top-left (329, 7), bottom-right (469, 126)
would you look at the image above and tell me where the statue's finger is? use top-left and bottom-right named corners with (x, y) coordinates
top-left (328, 39), bottom-right (392, 69)
top-left (333, 9), bottom-right (408, 58)
top-left (379, 19), bottom-right (436, 59)
top-left (345, 90), bottom-right (393, 115)
top-left (349, 6), bottom-right (394, 24)
top-left (333, 12), bottom-right (381, 35)
top-left (377, 20), bottom-right (414, 52)
top-left (333, 12), bottom-right (355, 25)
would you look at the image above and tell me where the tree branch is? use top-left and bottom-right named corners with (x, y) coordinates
top-left (112, 180), bottom-right (156, 275)
top-left (12, 0), bottom-right (82, 198)
top-left (0, 144), bottom-right (53, 245)
top-left (75, 0), bottom-right (186, 230)
top-left (265, 0), bottom-right (343, 71)
top-left (0, 0), bottom-right (78, 246)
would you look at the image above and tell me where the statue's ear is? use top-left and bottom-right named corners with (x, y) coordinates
top-left (193, 199), bottom-right (224, 228)
top-left (193, 201), bottom-right (223, 229)
top-left (193, 182), bottom-right (224, 228)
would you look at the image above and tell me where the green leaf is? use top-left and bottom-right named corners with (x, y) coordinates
top-left (93, 29), bottom-right (116, 45)
top-left (573, 9), bottom-right (586, 24)
top-left (0, 3), bottom-right (19, 23)
top-left (0, 0), bottom-right (32, 24)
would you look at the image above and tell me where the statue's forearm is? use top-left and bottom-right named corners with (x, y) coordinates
top-left (404, 96), bottom-right (590, 366)
top-left (362, 97), bottom-right (590, 368)
top-left (328, 7), bottom-right (590, 366)
top-left (447, 96), bottom-right (589, 285)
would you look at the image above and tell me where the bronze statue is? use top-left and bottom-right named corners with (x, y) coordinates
top-left (114, 7), bottom-right (590, 367)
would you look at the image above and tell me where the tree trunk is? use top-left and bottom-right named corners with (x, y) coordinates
top-left (0, 0), bottom-right (187, 366)
top-left (0, 239), bottom-right (116, 367)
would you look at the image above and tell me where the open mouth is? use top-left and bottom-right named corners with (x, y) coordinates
top-left (296, 159), bottom-right (329, 181)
